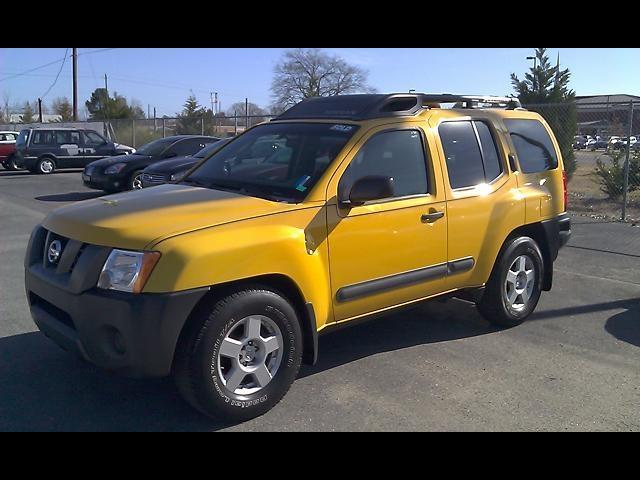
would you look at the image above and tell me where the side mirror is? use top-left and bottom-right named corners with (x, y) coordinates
top-left (340, 175), bottom-right (394, 207)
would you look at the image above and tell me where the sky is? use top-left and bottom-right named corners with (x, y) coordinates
top-left (1, 48), bottom-right (638, 118)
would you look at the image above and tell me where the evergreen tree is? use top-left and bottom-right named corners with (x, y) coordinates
top-left (176, 94), bottom-right (205, 135)
top-left (85, 88), bottom-right (145, 120)
top-left (51, 97), bottom-right (74, 122)
top-left (511, 48), bottom-right (577, 178)
top-left (21, 101), bottom-right (35, 123)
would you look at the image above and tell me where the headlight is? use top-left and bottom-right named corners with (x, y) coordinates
top-left (97, 249), bottom-right (161, 293)
top-left (104, 163), bottom-right (127, 174)
top-left (170, 171), bottom-right (187, 182)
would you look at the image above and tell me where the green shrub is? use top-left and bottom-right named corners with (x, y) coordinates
top-left (592, 150), bottom-right (640, 200)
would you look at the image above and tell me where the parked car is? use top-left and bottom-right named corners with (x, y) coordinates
top-left (141, 138), bottom-right (227, 188)
top-left (83, 135), bottom-right (220, 192)
top-left (589, 138), bottom-right (608, 151)
top-left (14, 127), bottom-right (135, 174)
top-left (0, 131), bottom-right (19, 170)
top-left (25, 93), bottom-right (571, 421)
top-left (573, 135), bottom-right (587, 150)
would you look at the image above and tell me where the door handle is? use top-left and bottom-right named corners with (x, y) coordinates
top-left (421, 210), bottom-right (445, 223)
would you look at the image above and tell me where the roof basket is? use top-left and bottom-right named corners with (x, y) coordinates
top-left (274, 93), bottom-right (522, 121)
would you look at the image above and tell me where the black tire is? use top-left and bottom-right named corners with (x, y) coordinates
top-left (477, 236), bottom-right (544, 328)
top-left (129, 170), bottom-right (144, 190)
top-left (173, 287), bottom-right (303, 422)
top-left (36, 157), bottom-right (56, 175)
top-left (6, 155), bottom-right (20, 171)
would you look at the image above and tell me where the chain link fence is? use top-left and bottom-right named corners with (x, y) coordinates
top-left (2, 102), bottom-right (639, 222)
top-left (523, 100), bottom-right (639, 223)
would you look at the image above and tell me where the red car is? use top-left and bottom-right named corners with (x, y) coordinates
top-left (0, 131), bottom-right (20, 170)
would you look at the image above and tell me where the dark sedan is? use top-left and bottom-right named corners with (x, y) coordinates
top-left (141, 138), bottom-right (231, 188)
top-left (82, 135), bottom-right (220, 192)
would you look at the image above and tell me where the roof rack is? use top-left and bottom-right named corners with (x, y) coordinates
top-left (274, 93), bottom-right (522, 121)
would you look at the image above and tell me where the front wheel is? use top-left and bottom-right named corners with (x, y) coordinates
top-left (129, 170), bottom-right (144, 190)
top-left (173, 288), bottom-right (303, 421)
top-left (477, 236), bottom-right (544, 328)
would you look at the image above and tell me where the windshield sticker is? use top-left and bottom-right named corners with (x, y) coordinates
top-left (295, 175), bottom-right (312, 192)
top-left (330, 124), bottom-right (354, 132)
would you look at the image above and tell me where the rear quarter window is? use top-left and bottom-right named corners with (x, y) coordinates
top-left (505, 119), bottom-right (558, 173)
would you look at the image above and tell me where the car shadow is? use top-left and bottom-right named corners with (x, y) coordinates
top-left (604, 299), bottom-right (640, 348)
top-left (299, 299), bottom-right (497, 378)
top-left (0, 299), bottom-right (496, 431)
top-left (35, 191), bottom-right (105, 202)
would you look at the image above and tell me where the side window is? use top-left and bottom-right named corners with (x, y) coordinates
top-left (0, 134), bottom-right (6, 141)
top-left (474, 121), bottom-right (503, 181)
top-left (84, 131), bottom-right (105, 146)
top-left (55, 131), bottom-right (80, 144)
top-left (504, 119), bottom-right (558, 173)
top-left (438, 121), bottom-right (504, 189)
top-left (32, 131), bottom-right (54, 145)
top-left (340, 129), bottom-right (429, 199)
top-left (172, 139), bottom-right (209, 156)
top-left (439, 122), bottom-right (485, 189)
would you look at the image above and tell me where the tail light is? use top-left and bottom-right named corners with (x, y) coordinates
top-left (562, 170), bottom-right (568, 212)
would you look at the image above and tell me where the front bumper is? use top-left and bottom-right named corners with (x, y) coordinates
top-left (25, 225), bottom-right (208, 378)
top-left (82, 171), bottom-right (126, 191)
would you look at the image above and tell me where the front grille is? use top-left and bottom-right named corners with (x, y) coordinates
top-left (42, 230), bottom-right (83, 274)
top-left (142, 173), bottom-right (167, 185)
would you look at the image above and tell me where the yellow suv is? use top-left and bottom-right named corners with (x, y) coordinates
top-left (25, 94), bottom-right (571, 421)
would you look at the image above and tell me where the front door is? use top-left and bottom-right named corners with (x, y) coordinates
top-left (327, 125), bottom-right (448, 322)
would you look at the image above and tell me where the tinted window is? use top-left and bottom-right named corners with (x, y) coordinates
top-left (56, 130), bottom-right (81, 144)
top-left (188, 123), bottom-right (357, 201)
top-left (172, 138), bottom-right (211, 156)
top-left (505, 119), bottom-right (558, 172)
top-left (439, 122), bottom-right (485, 189)
top-left (32, 130), bottom-right (55, 145)
top-left (135, 138), bottom-right (177, 156)
top-left (340, 129), bottom-right (429, 199)
top-left (84, 131), bottom-right (106, 146)
top-left (474, 121), bottom-right (503, 181)
top-left (194, 140), bottom-right (227, 158)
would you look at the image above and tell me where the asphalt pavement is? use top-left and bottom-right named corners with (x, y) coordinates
top-left (0, 169), bottom-right (638, 431)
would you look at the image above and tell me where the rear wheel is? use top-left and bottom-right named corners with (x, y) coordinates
top-left (477, 236), bottom-right (544, 327)
top-left (36, 157), bottom-right (56, 175)
top-left (173, 288), bottom-right (303, 421)
top-left (6, 155), bottom-right (20, 171)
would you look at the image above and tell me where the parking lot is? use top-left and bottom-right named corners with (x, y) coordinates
top-left (1, 168), bottom-right (639, 431)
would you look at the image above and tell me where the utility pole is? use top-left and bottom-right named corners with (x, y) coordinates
top-left (72, 48), bottom-right (78, 121)
top-left (245, 97), bottom-right (249, 130)
top-left (104, 74), bottom-right (110, 138)
top-left (214, 92), bottom-right (218, 115)
top-left (622, 101), bottom-right (634, 221)
top-left (38, 98), bottom-right (43, 123)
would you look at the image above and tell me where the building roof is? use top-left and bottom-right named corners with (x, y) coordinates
top-left (576, 94), bottom-right (640, 104)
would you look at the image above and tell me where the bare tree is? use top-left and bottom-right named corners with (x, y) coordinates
top-left (270, 48), bottom-right (375, 113)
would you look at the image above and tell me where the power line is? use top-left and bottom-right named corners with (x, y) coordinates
top-left (40, 48), bottom-right (69, 99)
top-left (0, 53), bottom-right (70, 83)
top-left (76, 48), bottom-right (117, 57)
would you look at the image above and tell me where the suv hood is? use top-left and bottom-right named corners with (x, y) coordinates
top-left (42, 183), bottom-right (302, 250)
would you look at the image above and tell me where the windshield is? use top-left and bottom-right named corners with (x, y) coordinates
top-left (194, 139), bottom-right (227, 158)
top-left (135, 138), bottom-right (175, 156)
top-left (185, 122), bottom-right (358, 201)
top-left (16, 129), bottom-right (29, 147)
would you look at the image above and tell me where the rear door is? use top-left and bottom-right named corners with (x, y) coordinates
top-left (431, 114), bottom-right (524, 290)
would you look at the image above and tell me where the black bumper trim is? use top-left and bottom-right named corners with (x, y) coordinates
top-left (26, 266), bottom-right (209, 378)
top-left (541, 212), bottom-right (572, 261)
